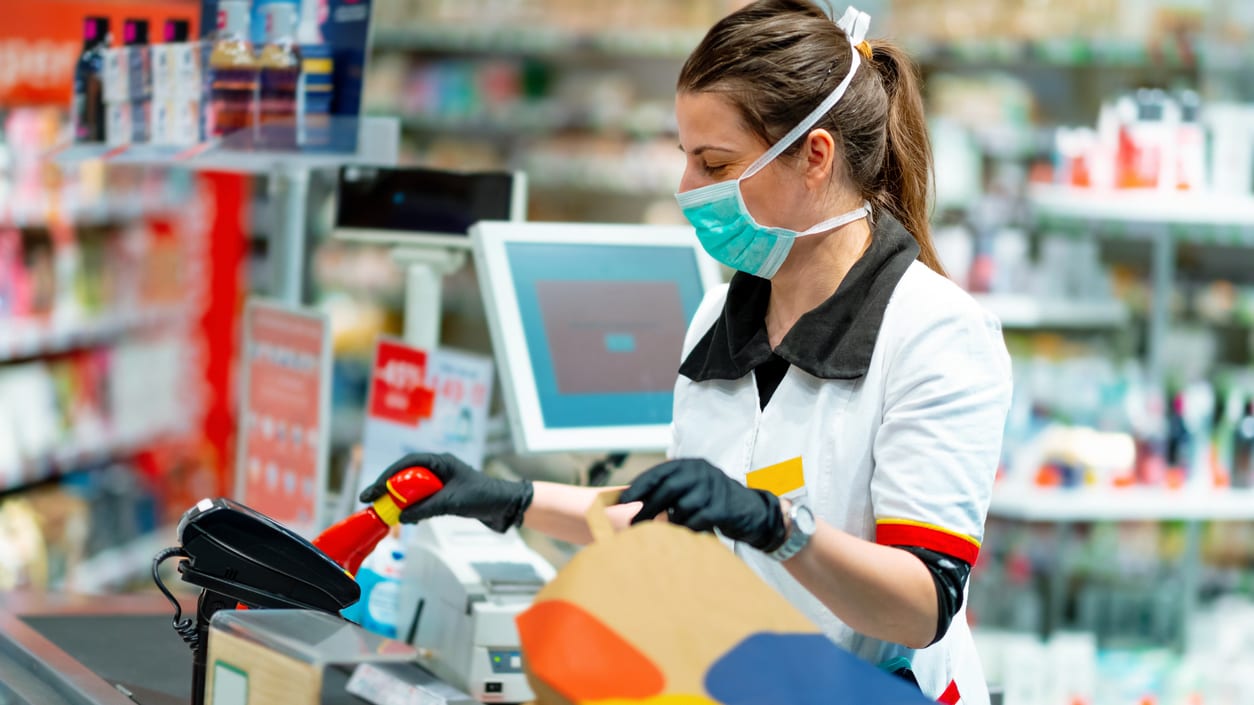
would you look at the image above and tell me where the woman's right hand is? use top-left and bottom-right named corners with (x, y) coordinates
top-left (359, 452), bottom-right (534, 533)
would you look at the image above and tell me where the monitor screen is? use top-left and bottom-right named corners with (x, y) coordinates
top-left (334, 167), bottom-right (523, 247)
top-left (473, 222), bottom-right (722, 454)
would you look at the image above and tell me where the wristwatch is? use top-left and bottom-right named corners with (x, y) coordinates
top-left (769, 502), bottom-right (816, 562)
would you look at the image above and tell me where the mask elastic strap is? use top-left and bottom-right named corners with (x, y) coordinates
top-left (740, 6), bottom-right (872, 182)
top-left (799, 200), bottom-right (872, 236)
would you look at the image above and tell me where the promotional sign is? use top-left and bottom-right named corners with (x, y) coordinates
top-left (0, 0), bottom-right (200, 107)
top-left (358, 338), bottom-right (493, 497)
top-left (236, 301), bottom-right (331, 534)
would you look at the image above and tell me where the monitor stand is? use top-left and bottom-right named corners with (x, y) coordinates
top-left (391, 246), bottom-right (467, 350)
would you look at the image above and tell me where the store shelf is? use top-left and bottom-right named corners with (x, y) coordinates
top-left (372, 26), bottom-right (702, 59)
top-left (2, 198), bottom-right (170, 229)
top-left (66, 524), bottom-right (179, 594)
top-left (1029, 185), bottom-right (1254, 242)
top-left (905, 37), bottom-right (1205, 68)
top-left (47, 116), bottom-right (400, 174)
top-left (526, 174), bottom-right (676, 197)
top-left (0, 428), bottom-right (176, 496)
top-left (974, 294), bottom-right (1129, 330)
top-left (990, 485), bottom-right (1254, 522)
top-left (0, 307), bottom-right (187, 363)
top-left (395, 110), bottom-right (675, 139)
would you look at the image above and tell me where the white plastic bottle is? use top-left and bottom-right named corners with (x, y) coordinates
top-left (356, 533), bottom-right (406, 639)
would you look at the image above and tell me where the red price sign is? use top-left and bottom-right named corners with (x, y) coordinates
top-left (370, 341), bottom-right (436, 426)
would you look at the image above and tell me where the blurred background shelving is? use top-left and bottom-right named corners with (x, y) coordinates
top-left (1, 0), bottom-right (1254, 702)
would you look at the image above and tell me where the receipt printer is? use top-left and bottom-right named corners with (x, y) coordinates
top-left (398, 517), bottom-right (555, 703)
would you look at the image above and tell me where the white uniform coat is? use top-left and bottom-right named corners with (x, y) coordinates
top-left (669, 217), bottom-right (1013, 704)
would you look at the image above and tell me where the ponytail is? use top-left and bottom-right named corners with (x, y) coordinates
top-left (870, 43), bottom-right (946, 277)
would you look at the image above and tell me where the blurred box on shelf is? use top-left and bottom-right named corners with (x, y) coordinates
top-left (152, 97), bottom-right (202, 146)
top-left (105, 102), bottom-right (132, 147)
top-left (102, 47), bottom-right (129, 104)
top-left (104, 98), bottom-right (153, 146)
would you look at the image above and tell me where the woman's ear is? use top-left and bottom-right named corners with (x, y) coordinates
top-left (803, 128), bottom-right (839, 190)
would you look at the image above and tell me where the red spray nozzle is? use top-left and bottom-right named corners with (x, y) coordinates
top-left (312, 466), bottom-right (442, 575)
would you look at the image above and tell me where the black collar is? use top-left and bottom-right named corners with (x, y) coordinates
top-left (679, 214), bottom-right (920, 382)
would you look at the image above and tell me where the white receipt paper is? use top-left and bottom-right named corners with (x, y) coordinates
top-left (345, 663), bottom-right (450, 705)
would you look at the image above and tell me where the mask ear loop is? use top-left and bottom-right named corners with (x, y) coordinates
top-left (739, 6), bottom-right (872, 182)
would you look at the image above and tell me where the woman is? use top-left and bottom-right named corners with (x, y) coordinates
top-left (363, 1), bottom-right (1012, 701)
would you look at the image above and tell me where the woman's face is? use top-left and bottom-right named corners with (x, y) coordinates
top-left (676, 91), bottom-right (817, 232)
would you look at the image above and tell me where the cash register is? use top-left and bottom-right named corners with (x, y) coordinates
top-left (399, 518), bottom-right (556, 703)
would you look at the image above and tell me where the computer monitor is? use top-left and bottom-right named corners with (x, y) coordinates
top-left (333, 166), bottom-right (527, 248)
top-left (472, 221), bottom-right (723, 454)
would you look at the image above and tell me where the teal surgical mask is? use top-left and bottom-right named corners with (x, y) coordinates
top-left (676, 6), bottom-right (872, 279)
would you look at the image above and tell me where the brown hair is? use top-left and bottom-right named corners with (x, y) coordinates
top-left (678, 0), bottom-right (945, 275)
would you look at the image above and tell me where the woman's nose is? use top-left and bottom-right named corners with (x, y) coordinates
top-left (678, 167), bottom-right (701, 194)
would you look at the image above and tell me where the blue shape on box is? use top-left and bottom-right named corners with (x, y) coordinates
top-left (705, 633), bottom-right (934, 705)
top-left (604, 333), bottom-right (637, 354)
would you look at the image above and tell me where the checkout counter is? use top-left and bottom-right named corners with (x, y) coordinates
top-left (0, 592), bottom-right (480, 705)
top-left (0, 592), bottom-right (193, 705)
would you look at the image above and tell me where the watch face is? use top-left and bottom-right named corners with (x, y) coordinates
top-left (795, 505), bottom-right (817, 534)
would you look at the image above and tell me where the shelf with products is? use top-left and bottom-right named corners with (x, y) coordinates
top-left (904, 36), bottom-right (1215, 69)
top-left (0, 428), bottom-right (180, 498)
top-left (395, 109), bottom-right (676, 140)
top-left (1029, 184), bottom-right (1254, 237)
top-left (521, 137), bottom-right (684, 197)
top-left (65, 523), bottom-right (179, 594)
top-left (371, 26), bottom-right (1251, 71)
top-left (1, 197), bottom-right (175, 230)
top-left (0, 334), bottom-right (193, 495)
top-left (371, 26), bottom-right (704, 60)
top-left (0, 307), bottom-right (189, 364)
top-left (48, 117), bottom-right (401, 175)
top-left (974, 294), bottom-right (1130, 330)
top-left (989, 485), bottom-right (1254, 523)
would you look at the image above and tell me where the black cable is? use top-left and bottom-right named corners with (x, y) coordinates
top-left (152, 546), bottom-right (198, 650)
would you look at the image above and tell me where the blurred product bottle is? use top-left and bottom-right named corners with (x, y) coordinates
top-left (1165, 392), bottom-right (1191, 483)
top-left (72, 17), bottom-right (110, 143)
top-left (1181, 383), bottom-right (1214, 487)
top-left (1175, 91), bottom-right (1206, 191)
top-left (123, 19), bottom-right (151, 142)
top-left (1232, 398), bottom-right (1254, 488)
top-left (164, 19), bottom-right (190, 43)
top-left (355, 534), bottom-right (405, 638)
top-left (257, 2), bottom-right (300, 148)
top-left (208, 0), bottom-right (259, 139)
top-left (295, 0), bottom-right (334, 149)
top-left (1214, 387), bottom-right (1242, 487)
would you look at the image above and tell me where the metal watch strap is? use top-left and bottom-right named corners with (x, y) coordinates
top-left (770, 503), bottom-right (813, 562)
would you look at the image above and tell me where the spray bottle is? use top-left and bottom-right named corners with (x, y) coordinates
top-left (312, 466), bottom-right (442, 575)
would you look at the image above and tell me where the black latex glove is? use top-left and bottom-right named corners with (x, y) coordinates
top-left (619, 458), bottom-right (787, 553)
top-left (359, 452), bottom-right (533, 533)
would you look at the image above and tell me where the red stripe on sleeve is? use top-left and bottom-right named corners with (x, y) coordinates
top-left (875, 522), bottom-right (980, 565)
top-left (938, 680), bottom-right (961, 704)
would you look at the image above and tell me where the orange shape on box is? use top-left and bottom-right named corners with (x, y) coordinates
top-left (591, 696), bottom-right (719, 705)
top-left (517, 599), bottom-right (665, 702)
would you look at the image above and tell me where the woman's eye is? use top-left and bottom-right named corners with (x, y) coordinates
top-left (704, 164), bottom-right (729, 177)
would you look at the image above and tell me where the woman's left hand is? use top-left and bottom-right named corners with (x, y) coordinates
top-left (619, 458), bottom-right (787, 553)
